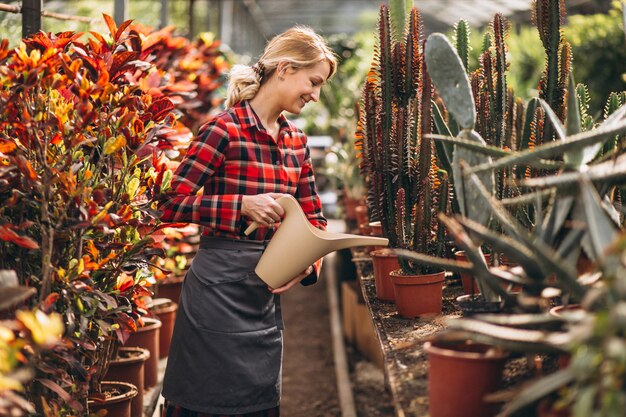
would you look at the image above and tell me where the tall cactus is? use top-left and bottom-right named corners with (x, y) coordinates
top-left (532, 0), bottom-right (571, 142)
top-left (356, 4), bottom-right (449, 274)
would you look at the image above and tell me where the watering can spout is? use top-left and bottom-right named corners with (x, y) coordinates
top-left (244, 195), bottom-right (388, 288)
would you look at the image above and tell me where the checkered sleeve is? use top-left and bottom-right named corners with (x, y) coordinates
top-left (158, 118), bottom-right (243, 233)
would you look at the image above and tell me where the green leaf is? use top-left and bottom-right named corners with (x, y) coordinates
top-left (521, 153), bottom-right (626, 188)
top-left (453, 130), bottom-right (494, 228)
top-left (497, 368), bottom-right (576, 417)
top-left (538, 98), bottom-right (566, 140)
top-left (425, 33), bottom-right (476, 129)
top-left (471, 118), bottom-right (626, 174)
top-left (580, 176), bottom-right (619, 261)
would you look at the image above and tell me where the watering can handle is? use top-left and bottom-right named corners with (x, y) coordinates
top-left (243, 195), bottom-right (295, 236)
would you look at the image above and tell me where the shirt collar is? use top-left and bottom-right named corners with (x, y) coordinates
top-left (236, 100), bottom-right (294, 137)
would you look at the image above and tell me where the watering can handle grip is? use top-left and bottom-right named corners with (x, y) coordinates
top-left (244, 221), bottom-right (259, 236)
top-left (243, 195), bottom-right (294, 236)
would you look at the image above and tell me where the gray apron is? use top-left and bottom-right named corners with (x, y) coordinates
top-left (162, 237), bottom-right (283, 414)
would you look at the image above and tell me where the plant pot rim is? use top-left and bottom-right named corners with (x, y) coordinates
top-left (425, 340), bottom-right (508, 361)
top-left (111, 346), bottom-right (150, 364)
top-left (149, 298), bottom-right (179, 314)
top-left (135, 317), bottom-right (162, 332)
top-left (390, 269), bottom-right (445, 285)
top-left (160, 274), bottom-right (186, 285)
top-left (370, 248), bottom-right (397, 258)
top-left (88, 381), bottom-right (138, 405)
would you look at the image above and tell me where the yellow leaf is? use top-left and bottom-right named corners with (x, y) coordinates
top-left (103, 134), bottom-right (127, 155)
top-left (0, 374), bottom-right (24, 391)
top-left (16, 310), bottom-right (64, 346)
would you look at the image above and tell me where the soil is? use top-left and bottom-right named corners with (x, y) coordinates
top-left (281, 261), bottom-right (341, 417)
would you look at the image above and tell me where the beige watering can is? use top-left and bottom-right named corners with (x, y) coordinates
top-left (244, 195), bottom-right (389, 288)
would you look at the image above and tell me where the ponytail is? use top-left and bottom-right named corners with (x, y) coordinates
top-left (225, 64), bottom-right (262, 109)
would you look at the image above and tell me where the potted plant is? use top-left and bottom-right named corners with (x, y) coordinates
top-left (356, 1), bottom-right (451, 313)
top-left (0, 16), bottom-right (182, 415)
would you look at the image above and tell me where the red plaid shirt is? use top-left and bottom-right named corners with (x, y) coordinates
top-left (158, 101), bottom-right (326, 279)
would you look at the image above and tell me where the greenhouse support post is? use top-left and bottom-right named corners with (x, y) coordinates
top-left (22, 0), bottom-right (42, 38)
top-left (114, 0), bottom-right (128, 25)
top-left (160, 0), bottom-right (169, 29)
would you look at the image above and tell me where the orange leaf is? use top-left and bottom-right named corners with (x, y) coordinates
top-left (115, 20), bottom-right (134, 42)
top-left (0, 139), bottom-right (16, 154)
top-left (102, 14), bottom-right (117, 38)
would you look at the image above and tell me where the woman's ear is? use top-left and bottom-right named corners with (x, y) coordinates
top-left (276, 61), bottom-right (291, 79)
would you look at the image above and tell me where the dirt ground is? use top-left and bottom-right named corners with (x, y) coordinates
top-left (281, 250), bottom-right (395, 417)
top-left (281, 261), bottom-right (341, 417)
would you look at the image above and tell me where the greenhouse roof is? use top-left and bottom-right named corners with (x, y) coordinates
top-left (251, 0), bottom-right (604, 36)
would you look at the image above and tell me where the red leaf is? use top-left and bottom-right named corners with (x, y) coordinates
top-left (148, 97), bottom-right (174, 122)
top-left (0, 225), bottom-right (40, 249)
top-left (36, 379), bottom-right (84, 412)
top-left (115, 19), bottom-right (134, 42)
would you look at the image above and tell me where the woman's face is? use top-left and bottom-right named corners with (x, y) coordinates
top-left (277, 60), bottom-right (331, 115)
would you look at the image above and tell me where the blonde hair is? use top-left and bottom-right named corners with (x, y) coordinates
top-left (225, 26), bottom-right (338, 108)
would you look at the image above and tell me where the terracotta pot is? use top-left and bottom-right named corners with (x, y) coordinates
top-left (88, 381), bottom-right (138, 417)
top-left (355, 204), bottom-right (369, 226)
top-left (156, 274), bottom-right (185, 304)
top-left (358, 222), bottom-right (372, 237)
top-left (390, 270), bottom-right (445, 318)
top-left (105, 347), bottom-right (149, 417)
top-left (425, 340), bottom-right (508, 417)
top-left (369, 221), bottom-right (383, 237)
top-left (342, 196), bottom-right (360, 222)
top-left (150, 298), bottom-right (178, 358)
top-left (370, 249), bottom-right (398, 302)
top-left (124, 317), bottom-right (161, 388)
top-left (454, 251), bottom-right (491, 295)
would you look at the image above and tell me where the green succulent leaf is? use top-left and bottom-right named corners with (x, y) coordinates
top-left (425, 33), bottom-right (476, 129)
top-left (496, 368), bottom-right (576, 417)
top-left (579, 176), bottom-right (620, 261)
top-left (470, 117), bottom-right (626, 174)
top-left (538, 98), bottom-right (566, 140)
top-left (453, 130), bottom-right (494, 228)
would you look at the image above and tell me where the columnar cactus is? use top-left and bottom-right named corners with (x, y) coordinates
top-left (356, 3), bottom-right (449, 274)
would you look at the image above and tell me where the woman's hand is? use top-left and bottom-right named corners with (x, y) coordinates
top-left (241, 193), bottom-right (287, 227)
top-left (269, 266), bottom-right (314, 294)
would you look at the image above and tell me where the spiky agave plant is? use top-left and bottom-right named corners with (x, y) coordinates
top-left (356, 4), bottom-right (449, 274)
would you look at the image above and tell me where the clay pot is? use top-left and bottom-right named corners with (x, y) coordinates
top-left (150, 298), bottom-right (178, 358)
top-left (425, 340), bottom-right (508, 417)
top-left (454, 251), bottom-right (491, 295)
top-left (88, 381), bottom-right (138, 417)
top-left (355, 204), bottom-right (369, 226)
top-left (124, 317), bottom-right (161, 388)
top-left (156, 275), bottom-right (185, 304)
top-left (369, 221), bottom-right (383, 237)
top-left (390, 270), bottom-right (445, 318)
top-left (105, 347), bottom-right (150, 417)
top-left (370, 249), bottom-right (399, 302)
top-left (342, 196), bottom-right (360, 222)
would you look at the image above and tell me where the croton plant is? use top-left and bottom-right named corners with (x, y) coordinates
top-left (0, 15), bottom-right (197, 415)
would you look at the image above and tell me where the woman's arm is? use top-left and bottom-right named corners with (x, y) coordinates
top-left (158, 118), bottom-right (243, 234)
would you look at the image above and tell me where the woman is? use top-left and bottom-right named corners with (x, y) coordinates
top-left (159, 26), bottom-right (337, 417)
